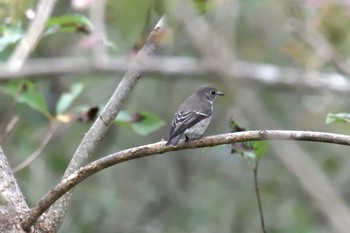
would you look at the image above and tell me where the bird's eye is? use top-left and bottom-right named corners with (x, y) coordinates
top-left (210, 90), bottom-right (216, 95)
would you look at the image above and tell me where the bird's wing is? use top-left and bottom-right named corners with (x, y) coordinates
top-left (169, 110), bottom-right (211, 138)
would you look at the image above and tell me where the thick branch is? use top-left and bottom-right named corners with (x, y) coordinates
top-left (22, 130), bottom-right (350, 230)
top-left (45, 16), bottom-right (167, 231)
top-left (0, 146), bottom-right (28, 230)
top-left (0, 147), bottom-right (28, 211)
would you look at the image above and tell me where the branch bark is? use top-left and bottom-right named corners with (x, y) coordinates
top-left (21, 130), bottom-right (350, 230)
top-left (239, 90), bottom-right (350, 233)
top-left (0, 146), bottom-right (28, 231)
top-left (44, 16), bottom-right (168, 231)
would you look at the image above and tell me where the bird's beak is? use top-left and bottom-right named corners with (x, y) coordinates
top-left (217, 91), bottom-right (224, 96)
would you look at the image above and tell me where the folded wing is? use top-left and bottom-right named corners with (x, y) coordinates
top-left (167, 110), bottom-right (211, 145)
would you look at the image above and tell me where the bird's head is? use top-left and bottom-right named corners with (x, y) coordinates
top-left (196, 85), bottom-right (224, 102)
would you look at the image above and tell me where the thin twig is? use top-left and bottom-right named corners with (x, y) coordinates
top-left (253, 160), bottom-right (267, 233)
top-left (0, 82), bottom-right (26, 143)
top-left (12, 123), bottom-right (58, 173)
top-left (0, 116), bottom-right (19, 143)
top-left (239, 91), bottom-right (350, 233)
top-left (21, 130), bottom-right (350, 231)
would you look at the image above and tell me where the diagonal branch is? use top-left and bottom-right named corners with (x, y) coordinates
top-left (21, 130), bottom-right (350, 231)
top-left (168, 0), bottom-right (234, 70)
top-left (290, 19), bottom-right (350, 75)
top-left (6, 0), bottom-right (57, 71)
top-left (45, 16), bottom-right (168, 231)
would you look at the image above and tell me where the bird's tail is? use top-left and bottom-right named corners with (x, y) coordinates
top-left (165, 134), bottom-right (182, 146)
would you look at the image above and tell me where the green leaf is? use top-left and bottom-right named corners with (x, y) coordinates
top-left (0, 25), bottom-right (24, 53)
top-left (56, 83), bottom-right (84, 114)
top-left (45, 15), bottom-right (93, 35)
top-left (115, 111), bottom-right (165, 135)
top-left (230, 119), bottom-right (268, 162)
top-left (131, 111), bottom-right (166, 135)
top-left (231, 141), bottom-right (267, 160)
top-left (0, 80), bottom-right (51, 119)
top-left (231, 141), bottom-right (268, 158)
top-left (326, 112), bottom-right (350, 124)
top-left (231, 140), bottom-right (267, 170)
top-left (253, 141), bottom-right (268, 159)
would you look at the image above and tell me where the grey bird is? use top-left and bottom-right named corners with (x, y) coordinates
top-left (166, 85), bottom-right (224, 146)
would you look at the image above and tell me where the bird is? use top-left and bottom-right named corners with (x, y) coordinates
top-left (166, 85), bottom-right (224, 146)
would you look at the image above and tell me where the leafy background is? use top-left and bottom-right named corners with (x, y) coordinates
top-left (1, 0), bottom-right (350, 232)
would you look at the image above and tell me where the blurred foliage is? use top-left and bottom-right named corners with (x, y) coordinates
top-left (313, 3), bottom-right (350, 55)
top-left (0, 0), bottom-right (33, 24)
top-left (0, 0), bottom-right (350, 233)
top-left (115, 111), bottom-right (165, 136)
top-left (0, 80), bottom-right (51, 119)
top-left (56, 82), bottom-right (84, 114)
top-left (106, 0), bottom-right (154, 49)
top-left (45, 15), bottom-right (93, 35)
top-left (0, 24), bottom-right (23, 52)
top-left (326, 112), bottom-right (350, 124)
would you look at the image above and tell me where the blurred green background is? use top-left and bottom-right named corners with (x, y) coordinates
top-left (1, 0), bottom-right (350, 232)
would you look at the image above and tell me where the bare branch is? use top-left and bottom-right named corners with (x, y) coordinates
top-left (6, 0), bottom-right (57, 70)
top-left (0, 146), bottom-right (28, 211)
top-left (21, 130), bottom-right (350, 230)
top-left (0, 57), bottom-right (349, 95)
top-left (0, 116), bottom-right (18, 143)
top-left (0, 147), bottom-right (28, 230)
top-left (239, 90), bottom-right (350, 233)
top-left (0, 109), bottom-right (18, 143)
top-left (45, 16), bottom-right (168, 231)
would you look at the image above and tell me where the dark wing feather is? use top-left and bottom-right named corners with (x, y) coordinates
top-left (169, 111), bottom-right (210, 140)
